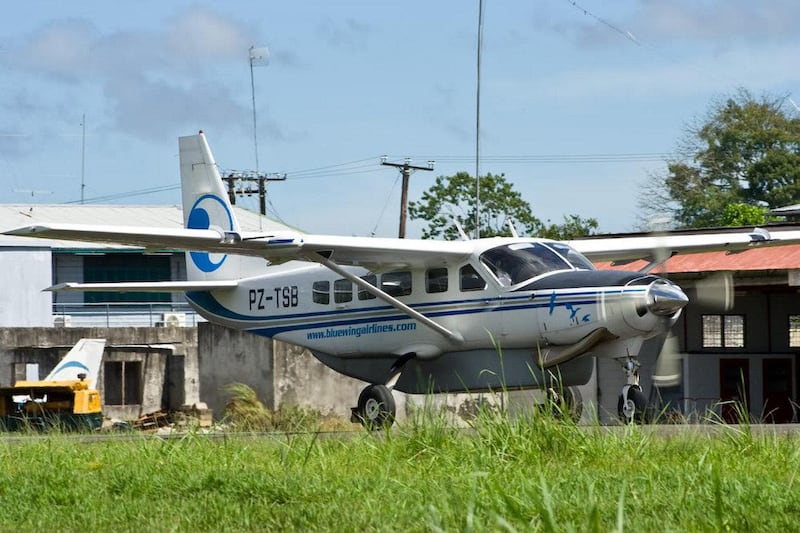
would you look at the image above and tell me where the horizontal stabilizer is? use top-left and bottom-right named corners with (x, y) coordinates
top-left (46, 280), bottom-right (239, 292)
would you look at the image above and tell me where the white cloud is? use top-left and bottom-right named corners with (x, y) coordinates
top-left (3, 7), bottom-right (264, 143)
top-left (166, 8), bottom-right (254, 63)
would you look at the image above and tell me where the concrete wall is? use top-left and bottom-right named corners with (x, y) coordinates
top-left (198, 322), bottom-right (275, 417)
top-left (0, 327), bottom-right (198, 421)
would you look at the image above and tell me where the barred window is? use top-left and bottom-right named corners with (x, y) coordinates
top-left (702, 314), bottom-right (744, 348)
top-left (789, 315), bottom-right (800, 348)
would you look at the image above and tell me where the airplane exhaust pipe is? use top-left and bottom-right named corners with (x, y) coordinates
top-left (646, 280), bottom-right (689, 316)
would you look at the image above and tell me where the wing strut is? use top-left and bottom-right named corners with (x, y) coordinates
top-left (306, 252), bottom-right (464, 344)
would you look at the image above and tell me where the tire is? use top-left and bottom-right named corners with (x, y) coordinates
top-left (356, 384), bottom-right (396, 429)
top-left (550, 386), bottom-right (583, 422)
top-left (617, 385), bottom-right (648, 424)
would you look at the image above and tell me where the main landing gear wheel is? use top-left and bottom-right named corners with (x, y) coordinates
top-left (354, 384), bottom-right (396, 430)
top-left (618, 385), bottom-right (647, 424)
top-left (548, 386), bottom-right (583, 422)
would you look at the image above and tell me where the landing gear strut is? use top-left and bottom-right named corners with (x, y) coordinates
top-left (617, 356), bottom-right (648, 424)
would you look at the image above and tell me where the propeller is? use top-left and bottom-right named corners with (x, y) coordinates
top-left (643, 218), bottom-right (735, 393)
top-left (692, 271), bottom-right (734, 311)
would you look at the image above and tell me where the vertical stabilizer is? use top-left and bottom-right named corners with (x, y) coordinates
top-left (179, 132), bottom-right (244, 280)
top-left (42, 338), bottom-right (106, 386)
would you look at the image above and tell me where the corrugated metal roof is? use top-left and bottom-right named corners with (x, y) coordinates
top-left (596, 244), bottom-right (800, 273)
top-left (0, 204), bottom-right (296, 250)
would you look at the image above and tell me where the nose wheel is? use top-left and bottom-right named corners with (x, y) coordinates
top-left (616, 356), bottom-right (649, 423)
top-left (618, 384), bottom-right (647, 423)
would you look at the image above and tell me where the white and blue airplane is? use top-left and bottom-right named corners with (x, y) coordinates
top-left (6, 132), bottom-right (800, 426)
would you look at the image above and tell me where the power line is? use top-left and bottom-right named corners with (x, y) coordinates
top-left (562, 0), bottom-right (641, 46)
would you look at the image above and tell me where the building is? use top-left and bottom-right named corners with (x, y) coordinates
top-left (598, 225), bottom-right (800, 423)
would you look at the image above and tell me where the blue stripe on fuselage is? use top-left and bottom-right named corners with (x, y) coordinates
top-left (186, 286), bottom-right (644, 337)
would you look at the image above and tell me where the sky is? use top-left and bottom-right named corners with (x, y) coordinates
top-left (2, 1), bottom-right (799, 238)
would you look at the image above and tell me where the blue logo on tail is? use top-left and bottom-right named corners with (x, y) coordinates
top-left (188, 194), bottom-right (234, 273)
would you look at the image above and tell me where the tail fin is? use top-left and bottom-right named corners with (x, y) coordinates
top-left (42, 338), bottom-right (106, 386)
top-left (179, 131), bottom-right (245, 280)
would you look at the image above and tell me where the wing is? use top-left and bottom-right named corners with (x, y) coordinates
top-left (567, 227), bottom-right (800, 264)
top-left (3, 223), bottom-right (475, 269)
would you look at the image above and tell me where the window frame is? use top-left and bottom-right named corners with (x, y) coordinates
top-left (701, 313), bottom-right (745, 349)
top-left (312, 280), bottom-right (330, 305)
top-left (426, 267), bottom-right (449, 294)
top-left (460, 264), bottom-right (487, 292)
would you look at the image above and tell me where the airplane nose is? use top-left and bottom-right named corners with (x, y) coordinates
top-left (646, 280), bottom-right (689, 316)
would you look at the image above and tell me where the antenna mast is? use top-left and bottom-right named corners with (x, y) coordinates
top-left (475, 0), bottom-right (485, 239)
top-left (80, 114), bottom-right (86, 204)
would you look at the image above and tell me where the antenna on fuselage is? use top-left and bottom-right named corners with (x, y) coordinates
top-left (454, 220), bottom-right (471, 241)
top-left (507, 218), bottom-right (519, 238)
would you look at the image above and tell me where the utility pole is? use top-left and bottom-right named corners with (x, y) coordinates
top-left (381, 157), bottom-right (434, 238)
top-left (221, 171), bottom-right (286, 216)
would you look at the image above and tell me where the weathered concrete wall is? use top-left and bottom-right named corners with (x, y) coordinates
top-left (272, 341), bottom-right (409, 420)
top-left (198, 323), bottom-right (275, 417)
top-left (0, 327), bottom-right (198, 420)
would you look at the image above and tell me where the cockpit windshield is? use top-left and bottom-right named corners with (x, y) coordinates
top-left (480, 242), bottom-right (594, 287)
top-left (546, 242), bottom-right (596, 271)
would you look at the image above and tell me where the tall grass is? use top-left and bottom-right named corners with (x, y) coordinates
top-left (1, 399), bottom-right (799, 532)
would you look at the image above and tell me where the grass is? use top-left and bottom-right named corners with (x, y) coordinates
top-left (1, 401), bottom-right (800, 532)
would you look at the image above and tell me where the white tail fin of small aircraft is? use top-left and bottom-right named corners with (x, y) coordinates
top-left (41, 338), bottom-right (106, 385)
top-left (179, 133), bottom-right (247, 282)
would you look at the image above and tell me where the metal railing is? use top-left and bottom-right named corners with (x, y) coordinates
top-left (51, 301), bottom-right (205, 328)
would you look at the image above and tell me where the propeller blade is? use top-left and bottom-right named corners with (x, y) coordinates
top-left (693, 271), bottom-right (734, 311)
top-left (652, 334), bottom-right (682, 388)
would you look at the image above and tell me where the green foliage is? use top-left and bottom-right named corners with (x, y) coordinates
top-left (408, 171), bottom-right (598, 239)
top-left (720, 202), bottom-right (768, 226)
top-left (646, 89), bottom-right (800, 228)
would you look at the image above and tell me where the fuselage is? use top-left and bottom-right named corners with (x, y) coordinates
top-left (184, 238), bottom-right (687, 391)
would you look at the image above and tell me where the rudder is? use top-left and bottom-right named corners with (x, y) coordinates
top-left (179, 132), bottom-right (243, 280)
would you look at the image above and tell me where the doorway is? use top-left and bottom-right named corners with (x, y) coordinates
top-left (762, 358), bottom-right (794, 423)
top-left (719, 358), bottom-right (749, 423)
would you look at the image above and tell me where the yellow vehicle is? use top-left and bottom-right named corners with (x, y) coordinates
top-left (0, 339), bottom-right (105, 431)
top-left (0, 376), bottom-right (102, 431)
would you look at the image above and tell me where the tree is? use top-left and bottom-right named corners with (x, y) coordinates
top-left (407, 171), bottom-right (598, 240)
top-left (640, 89), bottom-right (800, 228)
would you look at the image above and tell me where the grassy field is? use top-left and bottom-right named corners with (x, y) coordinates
top-left (1, 407), bottom-right (799, 532)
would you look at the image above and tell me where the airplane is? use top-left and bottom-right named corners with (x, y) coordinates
top-left (6, 132), bottom-right (800, 427)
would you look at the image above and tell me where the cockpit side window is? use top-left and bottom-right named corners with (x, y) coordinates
top-left (481, 243), bottom-right (571, 286)
top-left (460, 264), bottom-right (486, 291)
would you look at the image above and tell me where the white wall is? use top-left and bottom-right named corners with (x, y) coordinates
top-left (0, 248), bottom-right (52, 326)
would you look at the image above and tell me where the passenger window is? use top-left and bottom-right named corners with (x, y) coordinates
top-left (381, 271), bottom-right (412, 297)
top-left (358, 274), bottom-right (377, 300)
top-left (460, 265), bottom-right (486, 291)
top-left (334, 279), bottom-right (353, 303)
top-left (312, 281), bottom-right (330, 304)
top-left (426, 268), bottom-right (448, 293)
